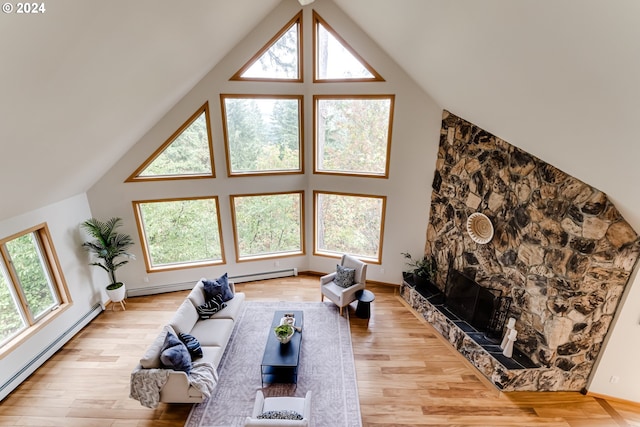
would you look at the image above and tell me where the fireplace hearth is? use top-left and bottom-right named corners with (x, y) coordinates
top-left (406, 279), bottom-right (538, 371)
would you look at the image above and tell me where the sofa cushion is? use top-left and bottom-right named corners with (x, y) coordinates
top-left (335, 264), bottom-right (356, 288)
top-left (187, 280), bottom-right (208, 308)
top-left (178, 332), bottom-right (203, 360)
top-left (207, 292), bottom-right (245, 321)
top-left (190, 318), bottom-right (234, 347)
top-left (170, 300), bottom-right (199, 335)
top-left (203, 273), bottom-right (234, 302)
top-left (160, 331), bottom-right (192, 373)
top-left (140, 325), bottom-right (176, 369)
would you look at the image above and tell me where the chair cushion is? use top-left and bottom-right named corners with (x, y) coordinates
top-left (257, 410), bottom-right (303, 420)
top-left (160, 331), bottom-right (192, 373)
top-left (203, 273), bottom-right (234, 302)
top-left (335, 264), bottom-right (355, 288)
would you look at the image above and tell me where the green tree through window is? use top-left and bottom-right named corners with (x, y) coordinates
top-left (231, 192), bottom-right (304, 260)
top-left (315, 191), bottom-right (385, 262)
top-left (222, 95), bottom-right (302, 175)
top-left (0, 225), bottom-right (66, 348)
top-left (134, 197), bottom-right (224, 271)
top-left (315, 96), bottom-right (393, 177)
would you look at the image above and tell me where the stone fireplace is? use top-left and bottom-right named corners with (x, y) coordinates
top-left (402, 110), bottom-right (640, 391)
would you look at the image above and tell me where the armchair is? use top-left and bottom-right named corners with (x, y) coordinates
top-left (320, 254), bottom-right (367, 316)
top-left (244, 390), bottom-right (312, 426)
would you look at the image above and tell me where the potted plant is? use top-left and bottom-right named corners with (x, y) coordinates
top-left (274, 324), bottom-right (294, 344)
top-left (81, 217), bottom-right (135, 304)
top-left (401, 252), bottom-right (437, 287)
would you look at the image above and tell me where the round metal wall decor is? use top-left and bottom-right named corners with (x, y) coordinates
top-left (466, 212), bottom-right (494, 244)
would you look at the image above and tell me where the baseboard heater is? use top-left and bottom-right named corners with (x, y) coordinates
top-left (0, 302), bottom-right (103, 402)
top-left (127, 268), bottom-right (298, 297)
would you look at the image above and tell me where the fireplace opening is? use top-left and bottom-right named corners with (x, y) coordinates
top-left (444, 269), bottom-right (501, 334)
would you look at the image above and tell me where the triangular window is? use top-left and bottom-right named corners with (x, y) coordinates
top-left (126, 103), bottom-right (214, 182)
top-left (313, 11), bottom-right (383, 82)
top-left (231, 12), bottom-right (302, 82)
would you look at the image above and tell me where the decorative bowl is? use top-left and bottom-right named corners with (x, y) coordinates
top-left (466, 212), bottom-right (494, 244)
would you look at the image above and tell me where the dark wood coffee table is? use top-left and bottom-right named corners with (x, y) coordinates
top-left (261, 310), bottom-right (303, 387)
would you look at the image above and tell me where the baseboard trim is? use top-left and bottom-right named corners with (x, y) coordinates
top-left (127, 269), bottom-right (299, 297)
top-left (587, 391), bottom-right (640, 406)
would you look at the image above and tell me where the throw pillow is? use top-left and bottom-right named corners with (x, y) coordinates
top-left (196, 294), bottom-right (227, 319)
top-left (203, 273), bottom-right (234, 302)
top-left (178, 332), bottom-right (203, 360)
top-left (335, 264), bottom-right (356, 288)
top-left (160, 331), bottom-right (192, 373)
top-left (257, 410), bottom-right (304, 420)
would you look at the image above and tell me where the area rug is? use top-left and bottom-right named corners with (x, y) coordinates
top-left (185, 301), bottom-right (362, 427)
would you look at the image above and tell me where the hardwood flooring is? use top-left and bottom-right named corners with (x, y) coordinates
top-left (1, 275), bottom-right (639, 426)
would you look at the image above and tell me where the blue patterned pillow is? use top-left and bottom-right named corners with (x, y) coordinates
top-left (335, 264), bottom-right (356, 288)
top-left (196, 294), bottom-right (227, 319)
top-left (257, 410), bottom-right (303, 420)
top-left (178, 332), bottom-right (203, 360)
top-left (160, 331), bottom-right (192, 373)
top-left (203, 273), bottom-right (234, 302)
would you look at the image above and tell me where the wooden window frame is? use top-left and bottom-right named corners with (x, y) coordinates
top-left (0, 223), bottom-right (72, 358)
top-left (220, 94), bottom-right (305, 177)
top-left (133, 196), bottom-right (226, 273)
top-left (230, 190), bottom-right (306, 262)
top-left (126, 102), bottom-right (215, 182)
top-left (231, 11), bottom-right (303, 83)
top-left (313, 94), bottom-right (395, 178)
top-left (312, 11), bottom-right (384, 83)
top-left (313, 190), bottom-right (386, 264)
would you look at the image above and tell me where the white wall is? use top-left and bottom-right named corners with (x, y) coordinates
top-left (0, 193), bottom-right (103, 401)
top-left (86, 0), bottom-right (441, 294)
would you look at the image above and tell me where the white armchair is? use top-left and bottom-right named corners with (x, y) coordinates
top-left (320, 254), bottom-right (367, 316)
top-left (244, 390), bottom-right (312, 427)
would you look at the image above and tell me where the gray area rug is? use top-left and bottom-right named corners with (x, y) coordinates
top-left (185, 301), bottom-right (362, 427)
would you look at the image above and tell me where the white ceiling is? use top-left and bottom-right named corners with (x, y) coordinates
top-left (2, 0), bottom-right (640, 223)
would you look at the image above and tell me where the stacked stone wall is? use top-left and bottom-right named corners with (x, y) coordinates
top-left (424, 110), bottom-right (640, 390)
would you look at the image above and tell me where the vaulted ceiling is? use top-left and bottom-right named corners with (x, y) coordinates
top-left (2, 0), bottom-right (639, 225)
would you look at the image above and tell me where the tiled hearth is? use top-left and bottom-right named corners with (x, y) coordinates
top-left (402, 281), bottom-right (565, 391)
top-left (406, 280), bottom-right (538, 370)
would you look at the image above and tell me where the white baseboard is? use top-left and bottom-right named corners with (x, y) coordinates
top-left (126, 268), bottom-right (298, 297)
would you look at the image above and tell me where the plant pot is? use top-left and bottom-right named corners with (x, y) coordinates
top-left (106, 282), bottom-right (126, 303)
top-left (276, 329), bottom-right (294, 344)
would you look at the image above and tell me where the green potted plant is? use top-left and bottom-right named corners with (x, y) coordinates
top-left (81, 217), bottom-right (135, 303)
top-left (274, 324), bottom-right (294, 344)
top-left (401, 252), bottom-right (437, 286)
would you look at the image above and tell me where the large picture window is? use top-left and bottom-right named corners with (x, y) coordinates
top-left (314, 191), bottom-right (386, 263)
top-left (221, 95), bottom-right (303, 176)
top-left (133, 197), bottom-right (225, 272)
top-left (314, 95), bottom-right (394, 177)
top-left (0, 224), bottom-right (70, 352)
top-left (231, 191), bottom-right (304, 261)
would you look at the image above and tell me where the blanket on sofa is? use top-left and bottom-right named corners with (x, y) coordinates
top-left (130, 362), bottom-right (218, 408)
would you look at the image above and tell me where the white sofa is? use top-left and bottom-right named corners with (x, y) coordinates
top-left (130, 278), bottom-right (245, 406)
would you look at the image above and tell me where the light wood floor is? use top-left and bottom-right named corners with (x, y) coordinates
top-left (1, 275), bottom-right (640, 426)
